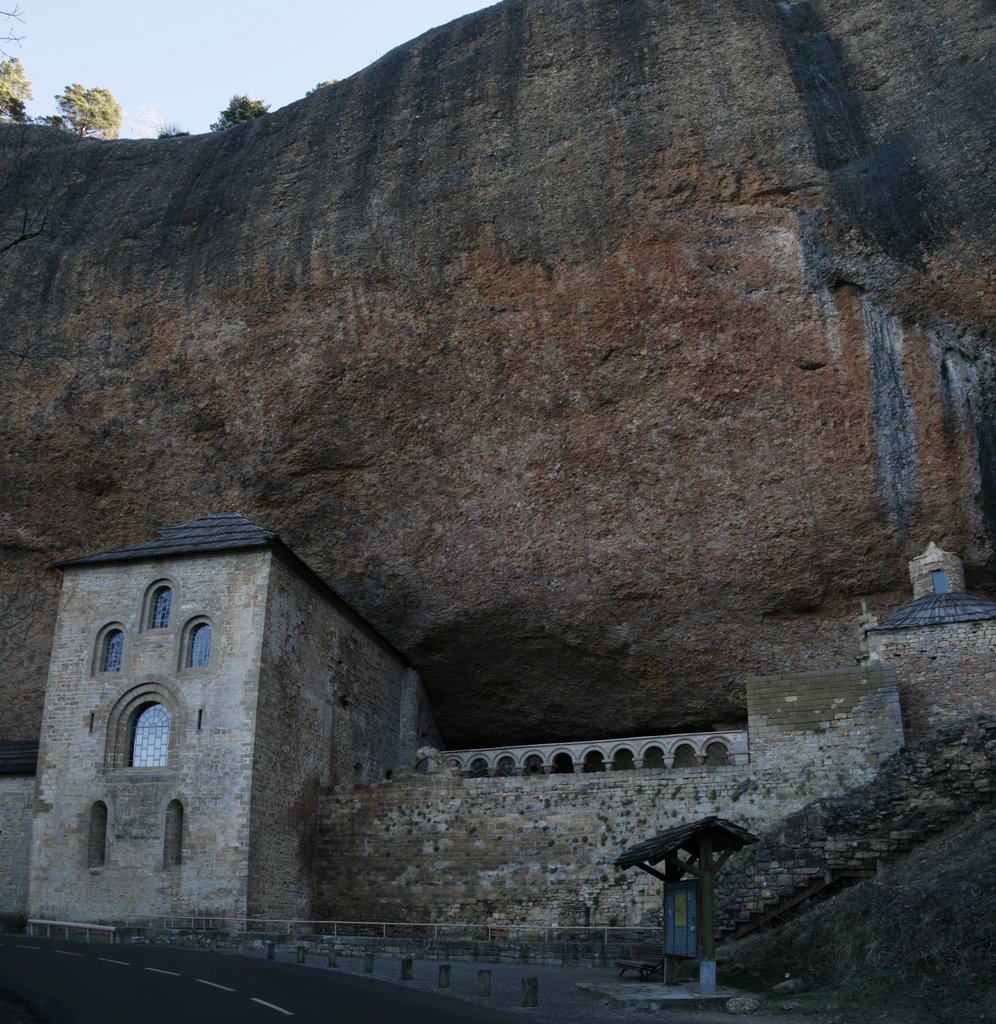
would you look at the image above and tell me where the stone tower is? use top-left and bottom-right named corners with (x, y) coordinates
top-left (28, 513), bottom-right (438, 924)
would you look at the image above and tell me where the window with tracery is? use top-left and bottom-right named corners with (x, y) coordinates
top-left (130, 703), bottom-right (170, 767)
top-left (187, 623), bottom-right (212, 668)
top-left (149, 586), bottom-right (173, 629)
top-left (101, 629), bottom-right (124, 672)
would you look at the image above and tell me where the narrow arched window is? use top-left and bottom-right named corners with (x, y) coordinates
top-left (163, 800), bottom-right (183, 868)
top-left (149, 586), bottom-right (172, 629)
top-left (130, 703), bottom-right (170, 767)
top-left (101, 629), bottom-right (124, 672)
top-left (187, 623), bottom-right (212, 668)
top-left (88, 801), bottom-right (108, 868)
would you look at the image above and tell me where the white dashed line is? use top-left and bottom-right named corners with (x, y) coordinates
top-left (251, 997), bottom-right (294, 1015)
top-left (16, 945), bottom-right (42, 950)
top-left (197, 979), bottom-right (237, 992)
top-left (144, 967), bottom-right (181, 976)
top-left (98, 957), bottom-right (130, 965)
top-left (54, 950), bottom-right (84, 957)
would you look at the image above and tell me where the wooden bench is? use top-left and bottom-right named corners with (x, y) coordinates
top-left (614, 940), bottom-right (666, 978)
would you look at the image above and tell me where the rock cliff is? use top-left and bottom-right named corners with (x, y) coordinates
top-left (1, 0), bottom-right (993, 747)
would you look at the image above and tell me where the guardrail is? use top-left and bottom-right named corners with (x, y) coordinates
top-left (115, 916), bottom-right (655, 944)
top-left (27, 919), bottom-right (117, 942)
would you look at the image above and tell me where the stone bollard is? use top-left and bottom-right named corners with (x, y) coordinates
top-left (522, 977), bottom-right (538, 1007)
top-left (478, 970), bottom-right (492, 997)
top-left (296, 945), bottom-right (307, 965)
top-left (266, 942), bottom-right (275, 961)
top-left (438, 964), bottom-right (451, 989)
top-left (363, 953), bottom-right (375, 974)
top-left (327, 948), bottom-right (337, 968)
top-left (401, 958), bottom-right (413, 980)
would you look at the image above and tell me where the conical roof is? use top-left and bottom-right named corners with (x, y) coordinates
top-left (870, 591), bottom-right (996, 631)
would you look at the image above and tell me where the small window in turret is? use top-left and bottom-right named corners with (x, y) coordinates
top-left (932, 570), bottom-right (950, 594)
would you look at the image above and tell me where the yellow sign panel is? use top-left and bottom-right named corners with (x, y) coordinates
top-left (674, 889), bottom-right (687, 927)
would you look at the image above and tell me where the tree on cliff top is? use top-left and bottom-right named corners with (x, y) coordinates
top-left (45, 83), bottom-right (121, 139)
top-left (0, 55), bottom-right (31, 121)
top-left (211, 94), bottom-right (269, 131)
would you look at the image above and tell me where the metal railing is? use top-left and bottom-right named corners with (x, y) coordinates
top-left (113, 916), bottom-right (655, 944)
top-left (27, 919), bottom-right (117, 942)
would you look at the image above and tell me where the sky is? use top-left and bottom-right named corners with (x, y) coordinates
top-left (7, 1), bottom-right (501, 137)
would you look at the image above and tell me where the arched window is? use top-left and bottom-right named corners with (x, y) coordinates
top-left (130, 703), bottom-right (171, 767)
top-left (704, 741), bottom-right (730, 766)
top-left (101, 629), bottom-right (124, 672)
top-left (163, 800), bottom-right (183, 868)
top-left (642, 746), bottom-right (666, 769)
top-left (187, 623), bottom-right (212, 668)
top-left (582, 751), bottom-right (606, 773)
top-left (87, 801), bottom-right (107, 868)
top-left (612, 748), bottom-right (636, 771)
top-left (551, 752), bottom-right (574, 775)
top-left (148, 586), bottom-right (172, 629)
top-left (673, 743), bottom-right (698, 768)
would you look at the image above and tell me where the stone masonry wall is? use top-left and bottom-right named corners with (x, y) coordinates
top-left (0, 775), bottom-right (34, 921)
top-left (28, 552), bottom-right (271, 922)
top-left (315, 669), bottom-right (905, 928)
top-left (248, 552), bottom-right (438, 920)
top-left (869, 621), bottom-right (996, 744)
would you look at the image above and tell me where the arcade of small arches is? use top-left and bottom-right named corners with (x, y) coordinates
top-left (443, 729), bottom-right (749, 777)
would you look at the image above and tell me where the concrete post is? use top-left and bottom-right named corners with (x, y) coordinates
top-left (266, 942), bottom-right (275, 960)
top-left (699, 959), bottom-right (717, 995)
top-left (327, 948), bottom-right (337, 967)
top-left (296, 945), bottom-right (306, 964)
top-left (438, 964), bottom-right (451, 989)
top-left (401, 958), bottom-right (413, 980)
top-left (363, 953), bottom-right (375, 973)
top-left (478, 970), bottom-right (492, 997)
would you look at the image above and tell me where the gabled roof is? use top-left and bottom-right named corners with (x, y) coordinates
top-left (55, 513), bottom-right (278, 568)
top-left (0, 740), bottom-right (39, 775)
top-left (614, 816), bottom-right (757, 869)
top-left (870, 591), bottom-right (996, 631)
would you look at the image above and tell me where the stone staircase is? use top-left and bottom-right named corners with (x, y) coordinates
top-left (716, 716), bottom-right (996, 944)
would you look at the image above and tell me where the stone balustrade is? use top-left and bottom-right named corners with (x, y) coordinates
top-left (443, 729), bottom-right (749, 777)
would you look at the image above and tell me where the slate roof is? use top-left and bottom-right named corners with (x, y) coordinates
top-left (55, 513), bottom-right (278, 568)
top-left (614, 816), bottom-right (758, 869)
top-left (870, 591), bottom-right (996, 631)
top-left (0, 740), bottom-right (39, 775)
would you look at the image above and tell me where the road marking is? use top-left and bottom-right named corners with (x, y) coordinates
top-left (251, 997), bottom-right (294, 1015)
top-left (98, 957), bottom-right (131, 965)
top-left (16, 945), bottom-right (42, 950)
top-left (197, 979), bottom-right (237, 992)
top-left (144, 967), bottom-right (181, 976)
top-left (55, 950), bottom-right (84, 957)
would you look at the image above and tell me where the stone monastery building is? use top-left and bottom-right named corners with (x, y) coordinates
top-left (1, 514), bottom-right (993, 929)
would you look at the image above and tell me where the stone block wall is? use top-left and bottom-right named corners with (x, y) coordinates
top-left (247, 551), bottom-right (438, 920)
top-left (315, 668), bottom-right (906, 928)
top-left (0, 775), bottom-right (34, 921)
top-left (868, 621), bottom-right (996, 743)
top-left (28, 551), bottom-right (271, 922)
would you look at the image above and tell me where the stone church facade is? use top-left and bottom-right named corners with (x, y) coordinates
top-left (1, 517), bottom-right (992, 927)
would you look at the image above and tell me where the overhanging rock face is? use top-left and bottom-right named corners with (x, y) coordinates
top-left (1, 0), bottom-right (994, 747)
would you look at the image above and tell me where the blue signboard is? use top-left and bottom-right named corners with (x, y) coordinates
top-left (665, 879), bottom-right (698, 958)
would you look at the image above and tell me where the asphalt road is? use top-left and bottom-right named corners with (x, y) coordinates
top-left (0, 936), bottom-right (523, 1023)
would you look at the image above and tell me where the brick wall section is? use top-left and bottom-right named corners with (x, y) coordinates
top-left (0, 775), bottom-right (34, 921)
top-left (315, 670), bottom-right (906, 928)
top-left (869, 621), bottom-right (996, 744)
top-left (28, 552), bottom-right (271, 921)
top-left (247, 551), bottom-right (438, 920)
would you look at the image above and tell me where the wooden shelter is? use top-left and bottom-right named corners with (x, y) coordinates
top-left (614, 816), bottom-right (758, 992)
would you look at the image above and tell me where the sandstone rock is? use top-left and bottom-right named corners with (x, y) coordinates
top-left (773, 977), bottom-right (809, 994)
top-left (0, 0), bottom-right (993, 746)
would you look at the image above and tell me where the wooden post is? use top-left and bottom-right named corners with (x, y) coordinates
top-left (401, 958), bottom-right (413, 980)
top-left (522, 977), bottom-right (538, 1006)
top-left (438, 964), bottom-right (451, 989)
top-left (296, 945), bottom-right (306, 964)
top-left (363, 953), bottom-right (375, 973)
top-left (266, 942), bottom-right (275, 960)
top-left (699, 832), bottom-right (717, 995)
top-left (477, 969), bottom-right (492, 997)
